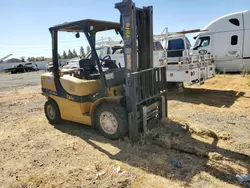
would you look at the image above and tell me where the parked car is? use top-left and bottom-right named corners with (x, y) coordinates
top-left (46, 62), bottom-right (53, 72)
top-left (5, 64), bottom-right (26, 74)
top-left (24, 62), bottom-right (39, 71)
top-left (46, 61), bottom-right (68, 72)
top-left (62, 59), bottom-right (80, 70)
top-left (5, 62), bottom-right (39, 74)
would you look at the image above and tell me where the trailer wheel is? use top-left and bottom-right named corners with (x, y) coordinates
top-left (96, 103), bottom-right (128, 140)
top-left (44, 100), bottom-right (61, 124)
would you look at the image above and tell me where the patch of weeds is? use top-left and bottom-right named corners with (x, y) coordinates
top-left (241, 68), bottom-right (250, 77)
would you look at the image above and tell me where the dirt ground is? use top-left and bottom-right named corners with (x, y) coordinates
top-left (0, 72), bottom-right (250, 188)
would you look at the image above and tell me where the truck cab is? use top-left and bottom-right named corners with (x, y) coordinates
top-left (154, 31), bottom-right (214, 86)
top-left (192, 10), bottom-right (250, 72)
top-left (167, 35), bottom-right (192, 64)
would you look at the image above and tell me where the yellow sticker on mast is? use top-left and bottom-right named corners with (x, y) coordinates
top-left (125, 23), bottom-right (130, 39)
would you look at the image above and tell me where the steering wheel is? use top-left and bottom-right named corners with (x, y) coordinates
top-left (100, 55), bottom-right (111, 66)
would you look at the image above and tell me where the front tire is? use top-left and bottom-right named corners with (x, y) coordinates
top-left (44, 100), bottom-right (61, 124)
top-left (96, 103), bottom-right (128, 140)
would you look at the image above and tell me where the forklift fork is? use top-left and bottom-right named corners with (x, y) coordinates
top-left (128, 66), bottom-right (167, 142)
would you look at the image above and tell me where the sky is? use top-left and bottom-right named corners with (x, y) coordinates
top-left (0, 0), bottom-right (250, 59)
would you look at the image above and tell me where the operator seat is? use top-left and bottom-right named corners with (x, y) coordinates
top-left (79, 59), bottom-right (100, 80)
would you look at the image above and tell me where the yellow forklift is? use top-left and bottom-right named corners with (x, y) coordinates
top-left (41, 0), bottom-right (167, 142)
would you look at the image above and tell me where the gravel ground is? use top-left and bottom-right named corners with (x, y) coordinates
top-left (0, 71), bottom-right (43, 92)
top-left (0, 72), bottom-right (249, 188)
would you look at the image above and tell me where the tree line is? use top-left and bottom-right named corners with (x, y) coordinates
top-left (26, 46), bottom-right (91, 62)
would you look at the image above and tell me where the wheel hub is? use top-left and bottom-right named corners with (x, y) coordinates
top-left (99, 111), bottom-right (118, 135)
top-left (46, 104), bottom-right (56, 120)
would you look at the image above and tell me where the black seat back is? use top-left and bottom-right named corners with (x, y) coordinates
top-left (79, 59), bottom-right (98, 72)
top-left (79, 59), bottom-right (99, 80)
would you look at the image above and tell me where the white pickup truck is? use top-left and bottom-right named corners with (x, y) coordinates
top-left (156, 33), bottom-right (215, 86)
top-left (83, 35), bottom-right (215, 87)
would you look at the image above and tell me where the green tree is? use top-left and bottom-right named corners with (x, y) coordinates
top-left (63, 51), bottom-right (67, 59)
top-left (37, 57), bottom-right (43, 61)
top-left (58, 54), bottom-right (61, 59)
top-left (46, 57), bottom-right (52, 62)
top-left (68, 50), bottom-right (73, 58)
top-left (27, 57), bottom-right (31, 62)
top-left (86, 46), bottom-right (91, 54)
top-left (20, 56), bottom-right (25, 62)
top-left (80, 46), bottom-right (85, 57)
top-left (72, 49), bottom-right (78, 58)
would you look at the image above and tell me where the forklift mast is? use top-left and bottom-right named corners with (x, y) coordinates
top-left (116, 0), bottom-right (167, 142)
top-left (115, 0), bottom-right (153, 72)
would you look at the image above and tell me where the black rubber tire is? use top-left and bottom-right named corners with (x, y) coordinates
top-left (44, 99), bottom-right (61, 124)
top-left (95, 103), bottom-right (128, 140)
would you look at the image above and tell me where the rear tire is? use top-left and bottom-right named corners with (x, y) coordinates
top-left (96, 103), bottom-right (128, 140)
top-left (44, 100), bottom-right (61, 124)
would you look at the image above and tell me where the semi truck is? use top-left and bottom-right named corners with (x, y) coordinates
top-left (192, 10), bottom-right (250, 72)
